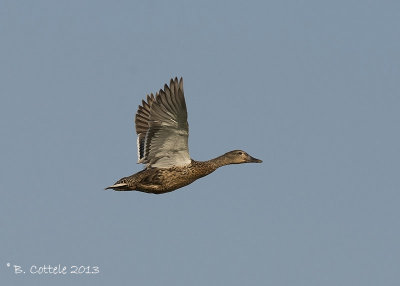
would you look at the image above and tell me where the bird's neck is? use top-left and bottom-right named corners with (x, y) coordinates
top-left (189, 154), bottom-right (232, 180)
top-left (205, 154), bottom-right (232, 169)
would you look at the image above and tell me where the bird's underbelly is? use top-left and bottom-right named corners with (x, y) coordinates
top-left (136, 167), bottom-right (213, 194)
top-left (137, 175), bottom-right (197, 194)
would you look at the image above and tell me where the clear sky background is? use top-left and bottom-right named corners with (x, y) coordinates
top-left (1, 1), bottom-right (399, 285)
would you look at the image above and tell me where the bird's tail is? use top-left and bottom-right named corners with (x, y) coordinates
top-left (104, 183), bottom-right (129, 191)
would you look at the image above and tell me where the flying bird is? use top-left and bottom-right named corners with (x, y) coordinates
top-left (106, 77), bottom-right (262, 194)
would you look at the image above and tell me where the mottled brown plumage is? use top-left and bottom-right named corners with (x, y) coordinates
top-left (106, 150), bottom-right (262, 194)
top-left (105, 78), bottom-right (262, 194)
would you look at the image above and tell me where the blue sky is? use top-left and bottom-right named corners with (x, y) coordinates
top-left (1, 1), bottom-right (399, 285)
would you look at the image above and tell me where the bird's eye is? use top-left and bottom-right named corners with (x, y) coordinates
top-left (238, 151), bottom-right (243, 155)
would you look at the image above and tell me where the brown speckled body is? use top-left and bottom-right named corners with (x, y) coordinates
top-left (107, 151), bottom-right (262, 194)
top-left (113, 160), bottom-right (219, 194)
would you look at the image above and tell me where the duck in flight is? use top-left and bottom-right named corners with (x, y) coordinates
top-left (106, 77), bottom-right (262, 194)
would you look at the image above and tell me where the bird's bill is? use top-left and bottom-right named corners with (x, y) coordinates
top-left (248, 156), bottom-right (262, 163)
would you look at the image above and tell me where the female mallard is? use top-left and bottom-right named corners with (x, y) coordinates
top-left (106, 77), bottom-right (262, 194)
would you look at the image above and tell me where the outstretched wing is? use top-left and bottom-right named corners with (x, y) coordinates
top-left (134, 77), bottom-right (191, 168)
